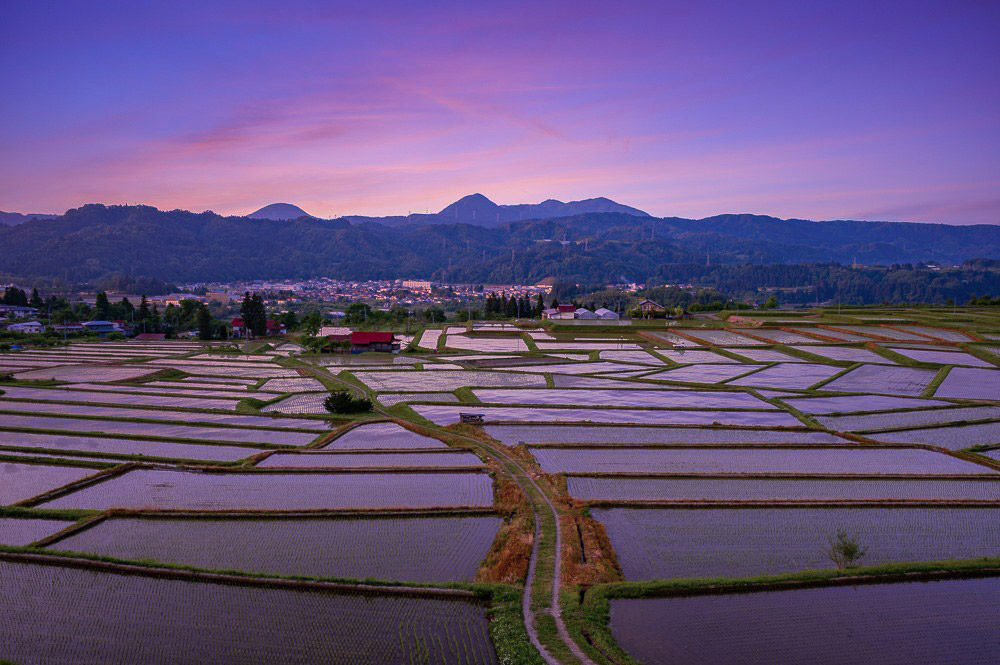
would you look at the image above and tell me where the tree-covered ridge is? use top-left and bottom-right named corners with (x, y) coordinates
top-left (1, 204), bottom-right (1000, 304)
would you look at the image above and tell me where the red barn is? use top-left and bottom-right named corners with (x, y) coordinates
top-left (351, 332), bottom-right (399, 353)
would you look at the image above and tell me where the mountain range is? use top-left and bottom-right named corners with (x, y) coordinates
top-left (338, 193), bottom-right (650, 227)
top-left (0, 210), bottom-right (59, 226)
top-left (1, 200), bottom-right (998, 291)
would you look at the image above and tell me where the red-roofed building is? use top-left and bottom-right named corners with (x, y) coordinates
top-left (351, 331), bottom-right (399, 353)
top-left (232, 318), bottom-right (286, 338)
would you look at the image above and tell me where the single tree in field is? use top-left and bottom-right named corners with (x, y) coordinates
top-left (278, 310), bottom-right (299, 331)
top-left (250, 294), bottom-right (267, 337)
top-left (826, 529), bottom-right (867, 569)
top-left (301, 310), bottom-right (324, 336)
top-left (30, 288), bottom-right (43, 309)
top-left (323, 390), bottom-right (372, 414)
top-left (239, 291), bottom-right (267, 337)
top-left (197, 304), bottom-right (213, 340)
top-left (137, 295), bottom-right (150, 321)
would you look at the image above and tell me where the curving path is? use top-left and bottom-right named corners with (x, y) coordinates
top-left (307, 362), bottom-right (595, 665)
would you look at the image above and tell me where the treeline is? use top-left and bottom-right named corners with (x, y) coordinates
top-left (93, 273), bottom-right (176, 296)
top-left (646, 263), bottom-right (1000, 305)
top-left (483, 292), bottom-right (546, 318)
top-left (2, 287), bottom-right (33, 307)
top-left (4, 205), bottom-right (1000, 286)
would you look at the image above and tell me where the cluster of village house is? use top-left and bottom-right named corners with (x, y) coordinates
top-left (3, 298), bottom-right (671, 347)
top-left (540, 299), bottom-right (666, 319)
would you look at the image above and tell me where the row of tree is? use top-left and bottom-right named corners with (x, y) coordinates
top-left (2, 287), bottom-right (33, 307)
top-left (483, 292), bottom-right (546, 318)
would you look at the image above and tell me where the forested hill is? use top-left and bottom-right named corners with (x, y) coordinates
top-left (1, 204), bottom-right (999, 287)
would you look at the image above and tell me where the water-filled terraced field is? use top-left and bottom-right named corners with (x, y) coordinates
top-left (0, 430), bottom-right (266, 462)
top-left (789, 345), bottom-right (896, 364)
top-left (415, 405), bottom-right (802, 426)
top-left (352, 369), bottom-right (546, 391)
top-left (816, 406), bottom-right (1000, 432)
top-left (727, 363), bottom-right (844, 389)
top-left (0, 384), bottom-right (242, 410)
top-left (866, 421), bottom-right (1000, 449)
top-left (48, 514), bottom-right (502, 582)
top-left (257, 450), bottom-right (485, 468)
top-left (934, 367), bottom-right (1000, 400)
top-left (0, 558), bottom-right (497, 664)
top-left (609, 577), bottom-right (1000, 665)
top-left (567, 476), bottom-right (1000, 501)
top-left (471, 388), bottom-right (775, 409)
top-left (672, 330), bottom-right (767, 346)
top-left (531, 447), bottom-right (991, 475)
top-left (38, 468), bottom-right (496, 510)
top-left (0, 516), bottom-right (75, 545)
top-left (321, 422), bottom-right (448, 449)
top-left (887, 347), bottom-right (994, 366)
top-left (4, 314), bottom-right (1000, 663)
top-left (822, 364), bottom-right (939, 396)
top-left (485, 425), bottom-right (846, 445)
top-left (781, 394), bottom-right (950, 414)
top-left (0, 403), bottom-right (328, 430)
top-left (594, 506), bottom-right (1000, 579)
top-left (378, 391), bottom-right (460, 406)
top-left (648, 364), bottom-right (765, 383)
top-left (69, 382), bottom-right (254, 399)
top-left (0, 461), bottom-right (102, 505)
top-left (652, 350), bottom-right (740, 363)
top-left (9, 364), bottom-right (163, 382)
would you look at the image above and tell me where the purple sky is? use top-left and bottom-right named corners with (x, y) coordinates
top-left (1, 0), bottom-right (998, 223)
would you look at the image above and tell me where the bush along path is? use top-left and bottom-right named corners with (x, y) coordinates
top-left (306, 362), bottom-right (596, 665)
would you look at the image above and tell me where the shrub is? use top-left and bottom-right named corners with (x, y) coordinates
top-left (323, 390), bottom-right (373, 414)
top-left (826, 529), bottom-right (868, 569)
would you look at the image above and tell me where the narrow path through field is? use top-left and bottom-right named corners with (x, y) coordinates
top-left (308, 364), bottom-right (595, 665)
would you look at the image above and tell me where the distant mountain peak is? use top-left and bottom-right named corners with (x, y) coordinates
top-left (247, 203), bottom-right (314, 220)
top-left (438, 193), bottom-right (499, 220)
top-left (435, 194), bottom-right (649, 226)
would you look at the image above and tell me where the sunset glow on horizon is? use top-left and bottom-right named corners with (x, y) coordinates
top-left (1, 0), bottom-right (998, 223)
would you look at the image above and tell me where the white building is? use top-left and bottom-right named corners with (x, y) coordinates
top-left (319, 326), bottom-right (352, 337)
top-left (7, 321), bottom-right (44, 334)
top-left (594, 308), bottom-right (620, 320)
top-left (0, 305), bottom-right (39, 319)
